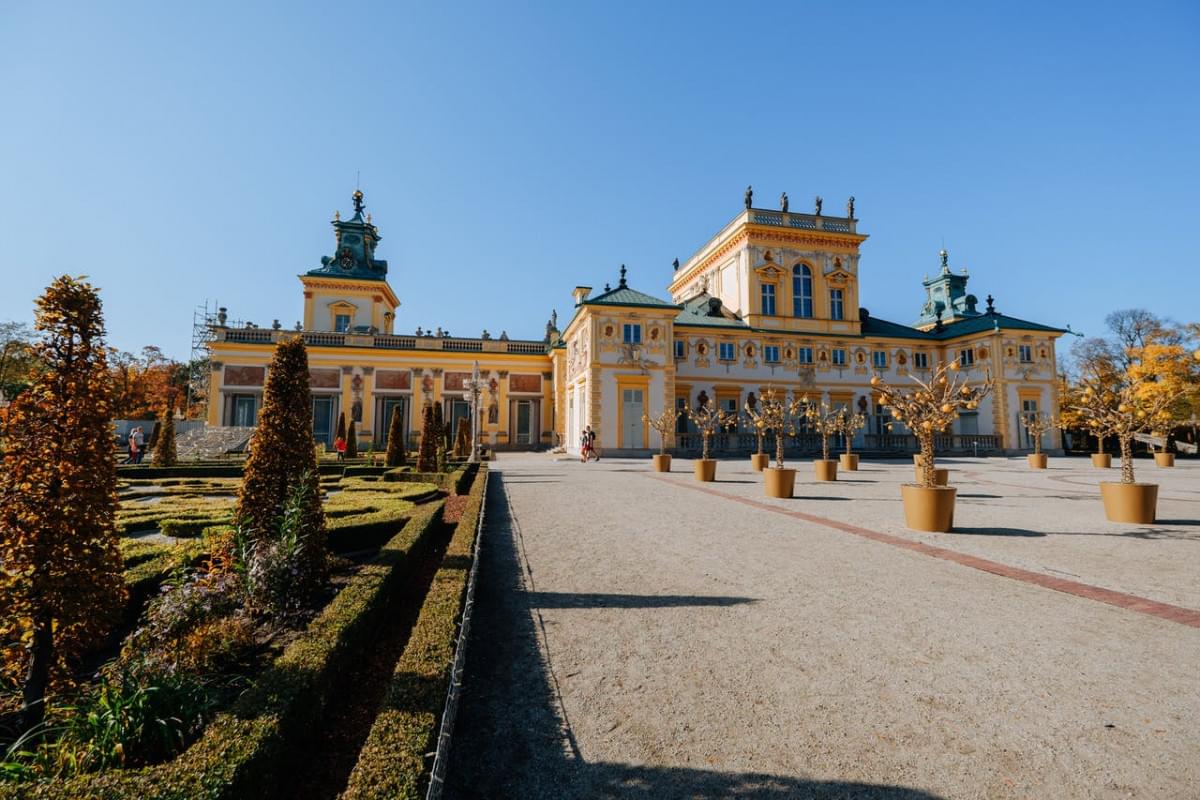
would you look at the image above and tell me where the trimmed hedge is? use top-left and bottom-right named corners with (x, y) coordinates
top-left (116, 463), bottom-right (346, 480)
top-left (1, 502), bottom-right (446, 800)
top-left (340, 466), bottom-right (488, 799)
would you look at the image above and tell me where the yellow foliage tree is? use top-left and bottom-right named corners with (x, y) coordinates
top-left (757, 387), bottom-right (804, 468)
top-left (1129, 341), bottom-right (1200, 453)
top-left (833, 407), bottom-right (867, 456)
top-left (641, 408), bottom-right (679, 456)
top-left (685, 399), bottom-right (735, 461)
top-left (0, 277), bottom-right (125, 731)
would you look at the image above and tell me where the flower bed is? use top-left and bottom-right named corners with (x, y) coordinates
top-left (0, 502), bottom-right (446, 799)
top-left (340, 466), bottom-right (487, 799)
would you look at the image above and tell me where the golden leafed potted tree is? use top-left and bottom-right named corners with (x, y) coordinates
top-left (834, 407), bottom-right (867, 471)
top-left (1071, 355), bottom-right (1196, 523)
top-left (643, 408), bottom-right (680, 472)
top-left (744, 395), bottom-right (771, 471)
top-left (686, 400), bottom-right (734, 482)
top-left (1020, 411), bottom-right (1055, 469)
top-left (804, 398), bottom-right (842, 482)
top-left (1136, 341), bottom-right (1198, 468)
top-left (758, 387), bottom-right (804, 497)
top-left (873, 360), bottom-right (993, 532)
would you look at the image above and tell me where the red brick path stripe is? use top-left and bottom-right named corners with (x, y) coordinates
top-left (648, 474), bottom-right (1200, 630)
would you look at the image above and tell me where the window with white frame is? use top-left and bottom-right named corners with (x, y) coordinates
top-left (959, 347), bottom-right (975, 367)
top-left (764, 345), bottom-right (781, 363)
top-left (798, 346), bottom-right (814, 365)
top-left (760, 283), bottom-right (776, 316)
top-left (1018, 344), bottom-right (1032, 363)
top-left (719, 342), bottom-right (735, 361)
top-left (623, 323), bottom-right (642, 344)
top-left (830, 289), bottom-right (845, 320)
top-left (914, 351), bottom-right (929, 369)
top-left (334, 314), bottom-right (352, 333)
top-left (793, 265), bottom-right (813, 317)
top-left (872, 350), bottom-right (887, 369)
top-left (831, 348), bottom-right (846, 366)
top-left (674, 339), bottom-right (686, 359)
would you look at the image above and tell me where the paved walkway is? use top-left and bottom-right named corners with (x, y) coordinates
top-left (445, 454), bottom-right (1200, 799)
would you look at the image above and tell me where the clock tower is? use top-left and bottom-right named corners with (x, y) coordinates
top-left (299, 190), bottom-right (400, 333)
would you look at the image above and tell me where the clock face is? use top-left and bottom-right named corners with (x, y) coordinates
top-left (339, 248), bottom-right (354, 269)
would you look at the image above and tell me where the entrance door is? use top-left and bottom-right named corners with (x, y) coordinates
top-left (447, 399), bottom-right (471, 451)
top-left (1020, 399), bottom-right (1039, 449)
top-left (515, 400), bottom-right (534, 445)
top-left (312, 396), bottom-right (335, 448)
top-left (622, 388), bottom-right (644, 448)
top-left (376, 396), bottom-right (407, 448)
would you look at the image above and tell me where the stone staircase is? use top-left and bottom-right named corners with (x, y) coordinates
top-left (176, 426), bottom-right (254, 460)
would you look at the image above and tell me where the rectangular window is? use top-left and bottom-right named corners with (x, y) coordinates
top-left (623, 323), bottom-right (642, 344)
top-left (764, 345), bottom-right (781, 363)
top-left (798, 346), bottom-right (814, 365)
top-left (959, 348), bottom-right (975, 367)
top-left (719, 342), bottom-right (735, 361)
top-left (872, 350), bottom-right (887, 369)
top-left (829, 289), bottom-right (844, 321)
top-left (674, 339), bottom-right (686, 359)
top-left (1018, 344), bottom-right (1032, 363)
top-left (913, 352), bottom-right (929, 369)
top-left (334, 314), bottom-right (352, 333)
top-left (831, 349), bottom-right (846, 367)
top-left (761, 283), bottom-right (776, 316)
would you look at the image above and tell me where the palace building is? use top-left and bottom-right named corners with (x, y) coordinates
top-left (206, 190), bottom-right (1067, 455)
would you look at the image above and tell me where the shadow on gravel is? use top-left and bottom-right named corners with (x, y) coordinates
top-left (957, 493), bottom-right (1002, 499)
top-left (443, 473), bottom-right (943, 800)
top-left (953, 527), bottom-right (1046, 537)
top-left (527, 591), bottom-right (758, 609)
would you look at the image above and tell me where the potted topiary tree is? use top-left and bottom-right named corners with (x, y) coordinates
top-left (1071, 362), bottom-right (1194, 523)
top-left (757, 387), bottom-right (804, 497)
top-left (873, 361), bottom-right (993, 532)
top-left (804, 399), bottom-right (842, 482)
top-left (686, 399), bottom-right (734, 482)
top-left (642, 408), bottom-right (680, 472)
top-left (1020, 412), bottom-right (1054, 469)
top-left (744, 395), bottom-right (770, 471)
top-left (834, 407), bottom-right (867, 471)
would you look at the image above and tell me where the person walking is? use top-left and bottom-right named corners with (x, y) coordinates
top-left (334, 434), bottom-right (347, 462)
top-left (579, 429), bottom-right (591, 463)
top-left (132, 426), bottom-right (146, 464)
top-left (586, 425), bottom-right (600, 462)
top-left (126, 427), bottom-right (140, 464)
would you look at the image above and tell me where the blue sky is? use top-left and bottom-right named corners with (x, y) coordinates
top-left (2, 1), bottom-right (1197, 361)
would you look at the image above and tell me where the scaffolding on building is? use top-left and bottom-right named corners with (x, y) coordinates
top-left (188, 299), bottom-right (220, 420)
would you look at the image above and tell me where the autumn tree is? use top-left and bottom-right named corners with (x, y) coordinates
top-left (417, 404), bottom-right (438, 472)
top-left (235, 337), bottom-right (326, 594)
top-left (0, 320), bottom-right (39, 399)
top-left (152, 393), bottom-right (178, 467)
top-left (109, 345), bottom-right (179, 419)
top-left (386, 407), bottom-right (406, 467)
top-left (757, 388), bottom-right (804, 468)
top-left (0, 277), bottom-right (125, 731)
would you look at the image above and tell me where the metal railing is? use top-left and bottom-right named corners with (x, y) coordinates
top-left (673, 432), bottom-right (1000, 454)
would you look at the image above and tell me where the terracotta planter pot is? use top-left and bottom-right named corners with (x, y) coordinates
top-left (652, 454), bottom-right (671, 472)
top-left (1154, 452), bottom-right (1175, 468)
top-left (1100, 482), bottom-right (1158, 524)
top-left (763, 467), bottom-right (795, 498)
top-left (913, 466), bottom-right (949, 486)
top-left (813, 459), bottom-right (838, 481)
top-left (1028, 453), bottom-right (1048, 470)
top-left (750, 453), bottom-right (770, 472)
top-left (1091, 453), bottom-right (1111, 468)
top-left (694, 459), bottom-right (717, 482)
top-left (901, 484), bottom-right (957, 532)
top-left (839, 453), bottom-right (859, 471)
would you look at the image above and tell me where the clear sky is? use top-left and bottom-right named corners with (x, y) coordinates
top-left (2, 1), bottom-right (1197, 361)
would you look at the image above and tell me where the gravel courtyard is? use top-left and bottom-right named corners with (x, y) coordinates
top-left (445, 454), bottom-right (1200, 799)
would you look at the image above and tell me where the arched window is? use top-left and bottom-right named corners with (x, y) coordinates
top-left (792, 265), bottom-right (813, 318)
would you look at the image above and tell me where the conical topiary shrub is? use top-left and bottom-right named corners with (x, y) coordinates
top-left (236, 336), bottom-right (326, 596)
top-left (335, 411), bottom-right (347, 445)
top-left (386, 406), bottom-right (407, 467)
top-left (152, 395), bottom-right (177, 467)
top-left (417, 404), bottom-right (438, 472)
top-left (346, 420), bottom-right (359, 458)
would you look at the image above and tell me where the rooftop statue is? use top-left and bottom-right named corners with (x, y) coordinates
top-left (847, 196), bottom-right (855, 218)
top-left (744, 185), bottom-right (753, 209)
top-left (780, 192), bottom-right (789, 212)
top-left (814, 195), bottom-right (823, 215)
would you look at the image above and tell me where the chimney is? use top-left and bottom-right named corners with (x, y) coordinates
top-left (572, 286), bottom-right (592, 306)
